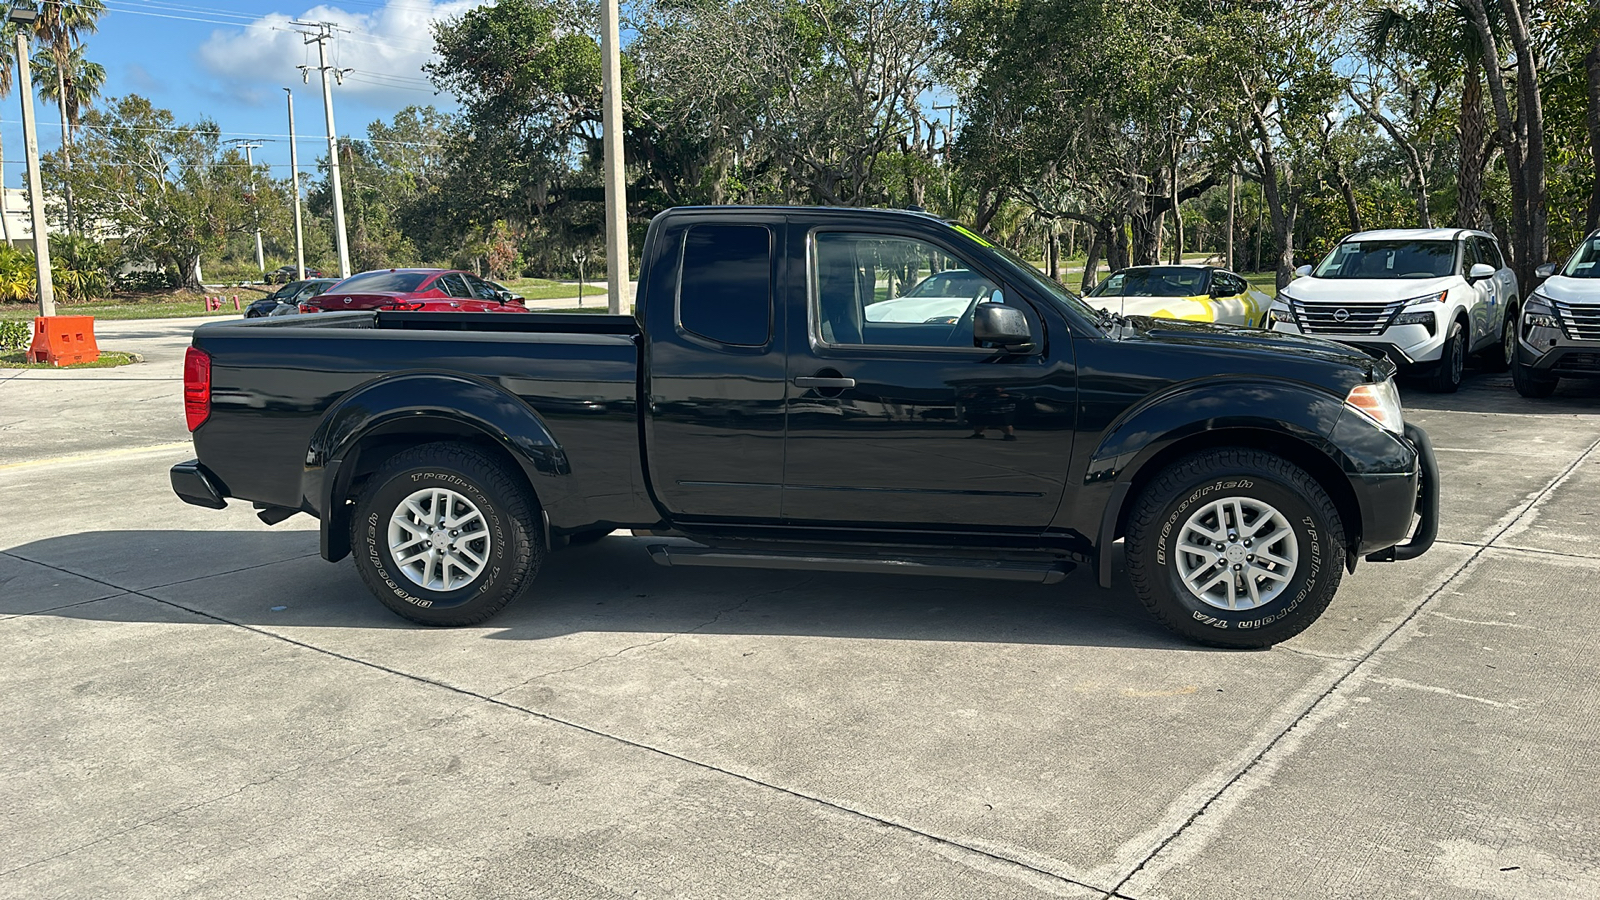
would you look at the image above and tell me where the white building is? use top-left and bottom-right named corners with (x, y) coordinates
top-left (0, 187), bottom-right (61, 248)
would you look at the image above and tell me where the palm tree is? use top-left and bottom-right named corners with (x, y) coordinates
top-left (35, 0), bottom-right (106, 236)
top-left (31, 44), bottom-right (106, 133)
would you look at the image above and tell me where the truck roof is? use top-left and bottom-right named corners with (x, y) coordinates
top-left (660, 205), bottom-right (945, 222)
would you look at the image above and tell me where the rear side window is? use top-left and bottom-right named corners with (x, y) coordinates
top-left (679, 224), bottom-right (772, 346)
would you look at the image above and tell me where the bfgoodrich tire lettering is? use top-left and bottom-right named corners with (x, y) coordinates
top-left (350, 442), bottom-right (542, 626)
top-left (1125, 448), bottom-right (1344, 648)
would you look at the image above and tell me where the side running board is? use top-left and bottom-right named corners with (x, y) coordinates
top-left (646, 545), bottom-right (1072, 584)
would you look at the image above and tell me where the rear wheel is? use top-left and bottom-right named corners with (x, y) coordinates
top-left (1512, 361), bottom-right (1558, 398)
top-left (1425, 320), bottom-right (1465, 393)
top-left (1125, 448), bottom-right (1344, 648)
top-left (350, 442), bottom-right (542, 626)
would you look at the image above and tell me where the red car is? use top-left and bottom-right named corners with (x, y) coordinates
top-left (299, 269), bottom-right (529, 314)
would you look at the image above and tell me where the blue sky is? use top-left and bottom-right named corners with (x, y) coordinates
top-left (1, 0), bottom-right (486, 190)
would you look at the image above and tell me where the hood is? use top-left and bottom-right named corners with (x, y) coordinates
top-left (1113, 315), bottom-right (1394, 379)
top-left (1102, 295), bottom-right (1214, 322)
top-left (1279, 275), bottom-right (1456, 304)
top-left (1532, 275), bottom-right (1600, 305)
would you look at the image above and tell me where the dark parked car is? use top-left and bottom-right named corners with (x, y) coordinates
top-left (244, 278), bottom-right (339, 318)
top-left (266, 265), bottom-right (324, 284)
top-left (173, 206), bottom-right (1438, 648)
top-left (299, 269), bottom-right (527, 314)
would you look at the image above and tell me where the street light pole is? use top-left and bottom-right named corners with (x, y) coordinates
top-left (9, 6), bottom-right (52, 317)
top-left (598, 0), bottom-right (628, 314)
top-left (285, 88), bottom-right (306, 281)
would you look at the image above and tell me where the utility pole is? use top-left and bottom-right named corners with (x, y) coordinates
top-left (231, 140), bottom-right (266, 276)
top-left (284, 88), bottom-right (306, 281)
top-left (295, 21), bottom-right (351, 278)
top-left (9, 5), bottom-right (52, 317)
top-left (599, 0), bottom-right (628, 314)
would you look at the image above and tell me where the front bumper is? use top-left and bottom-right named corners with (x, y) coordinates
top-left (1517, 331), bottom-right (1600, 378)
top-left (171, 459), bottom-right (228, 509)
top-left (1271, 318), bottom-right (1444, 368)
top-left (1361, 423), bottom-right (1439, 562)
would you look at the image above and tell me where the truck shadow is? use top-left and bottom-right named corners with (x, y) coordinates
top-left (6, 530), bottom-right (1194, 651)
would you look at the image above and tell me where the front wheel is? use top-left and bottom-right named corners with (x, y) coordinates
top-left (1125, 448), bottom-right (1345, 648)
top-left (350, 442), bottom-right (542, 626)
top-left (1512, 361), bottom-right (1558, 398)
top-left (1425, 320), bottom-right (1465, 393)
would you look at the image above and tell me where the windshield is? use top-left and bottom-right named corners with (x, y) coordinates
top-left (1088, 267), bottom-right (1209, 298)
top-left (1313, 240), bottom-right (1456, 279)
top-left (331, 271), bottom-right (430, 293)
top-left (1560, 237), bottom-right (1600, 278)
top-left (903, 270), bottom-right (988, 298)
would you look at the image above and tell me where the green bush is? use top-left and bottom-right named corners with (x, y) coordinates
top-left (0, 320), bottom-right (30, 352)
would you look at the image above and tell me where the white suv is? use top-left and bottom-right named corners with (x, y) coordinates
top-left (1267, 229), bottom-right (1520, 392)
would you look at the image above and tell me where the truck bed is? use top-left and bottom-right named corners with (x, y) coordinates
top-left (190, 310), bottom-right (652, 531)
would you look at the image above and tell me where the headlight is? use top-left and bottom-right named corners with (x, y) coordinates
top-left (1392, 309), bottom-right (1435, 333)
top-left (1401, 291), bottom-right (1447, 307)
top-left (1267, 303), bottom-right (1293, 327)
top-left (1345, 379), bottom-right (1404, 434)
top-left (1524, 294), bottom-right (1558, 330)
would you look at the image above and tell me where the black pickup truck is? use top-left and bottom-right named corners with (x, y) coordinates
top-left (172, 206), bottom-right (1438, 647)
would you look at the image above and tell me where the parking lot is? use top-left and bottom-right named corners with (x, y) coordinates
top-left (4, 317), bottom-right (1600, 899)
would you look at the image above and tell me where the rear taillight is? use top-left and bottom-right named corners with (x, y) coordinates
top-left (380, 301), bottom-right (426, 311)
top-left (183, 347), bottom-right (211, 431)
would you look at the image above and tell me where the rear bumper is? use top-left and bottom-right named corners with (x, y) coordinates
top-left (1361, 423), bottom-right (1438, 562)
top-left (170, 459), bottom-right (228, 509)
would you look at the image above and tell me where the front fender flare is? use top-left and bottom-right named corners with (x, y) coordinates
top-left (1088, 379), bottom-right (1350, 587)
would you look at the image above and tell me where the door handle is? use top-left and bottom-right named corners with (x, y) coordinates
top-left (793, 375), bottom-right (856, 389)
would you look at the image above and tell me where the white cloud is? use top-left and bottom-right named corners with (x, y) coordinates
top-left (196, 1), bottom-right (485, 108)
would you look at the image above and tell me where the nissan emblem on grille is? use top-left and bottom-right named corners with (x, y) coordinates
top-left (1333, 308), bottom-right (1350, 322)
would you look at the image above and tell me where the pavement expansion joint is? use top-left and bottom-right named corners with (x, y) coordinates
top-left (1104, 432), bottom-right (1600, 896)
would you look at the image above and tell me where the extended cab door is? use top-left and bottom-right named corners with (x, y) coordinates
top-left (778, 219), bottom-right (1076, 530)
top-left (642, 215), bottom-right (787, 522)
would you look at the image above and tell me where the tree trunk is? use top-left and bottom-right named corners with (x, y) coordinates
top-left (186, 255), bottom-right (204, 291)
top-left (1458, 58), bottom-right (1487, 228)
top-left (1108, 218), bottom-right (1131, 271)
top-left (0, 129), bottom-right (9, 246)
top-left (1047, 225), bottom-right (1060, 280)
top-left (1586, 43), bottom-right (1600, 234)
top-left (1225, 171), bottom-right (1235, 271)
top-left (1499, 0), bottom-right (1546, 281)
top-left (1170, 157), bottom-right (1183, 265)
top-left (1081, 223), bottom-right (1104, 292)
top-left (54, 69), bottom-right (75, 237)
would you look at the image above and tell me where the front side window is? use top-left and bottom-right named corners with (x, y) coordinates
top-left (678, 224), bottom-right (772, 346)
top-left (813, 233), bottom-right (999, 348)
top-left (1312, 240), bottom-right (1457, 280)
top-left (1474, 237), bottom-right (1504, 271)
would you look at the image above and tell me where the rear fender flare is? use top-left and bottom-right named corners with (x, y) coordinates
top-left (305, 373), bottom-right (572, 560)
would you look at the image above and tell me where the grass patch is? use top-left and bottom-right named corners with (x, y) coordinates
top-left (0, 287), bottom-right (274, 321)
top-left (0, 349), bottom-right (140, 369)
top-left (541, 307), bottom-right (614, 314)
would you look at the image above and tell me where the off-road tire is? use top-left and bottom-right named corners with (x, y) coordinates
top-left (1478, 304), bottom-right (1516, 373)
top-left (1425, 320), bottom-right (1465, 393)
top-left (1125, 448), bottom-right (1345, 649)
top-left (1512, 361), bottom-right (1558, 398)
top-left (350, 442), bottom-right (542, 626)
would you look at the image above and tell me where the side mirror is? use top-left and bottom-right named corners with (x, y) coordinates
top-left (1468, 263), bottom-right (1497, 282)
top-left (973, 302), bottom-right (1033, 349)
top-left (1294, 265), bottom-right (1313, 278)
top-left (1535, 263), bottom-right (1557, 279)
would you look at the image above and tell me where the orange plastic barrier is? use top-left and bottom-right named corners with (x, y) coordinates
top-left (27, 315), bottom-right (100, 366)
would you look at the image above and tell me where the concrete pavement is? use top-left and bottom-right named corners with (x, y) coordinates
top-left (3, 319), bottom-right (1599, 898)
